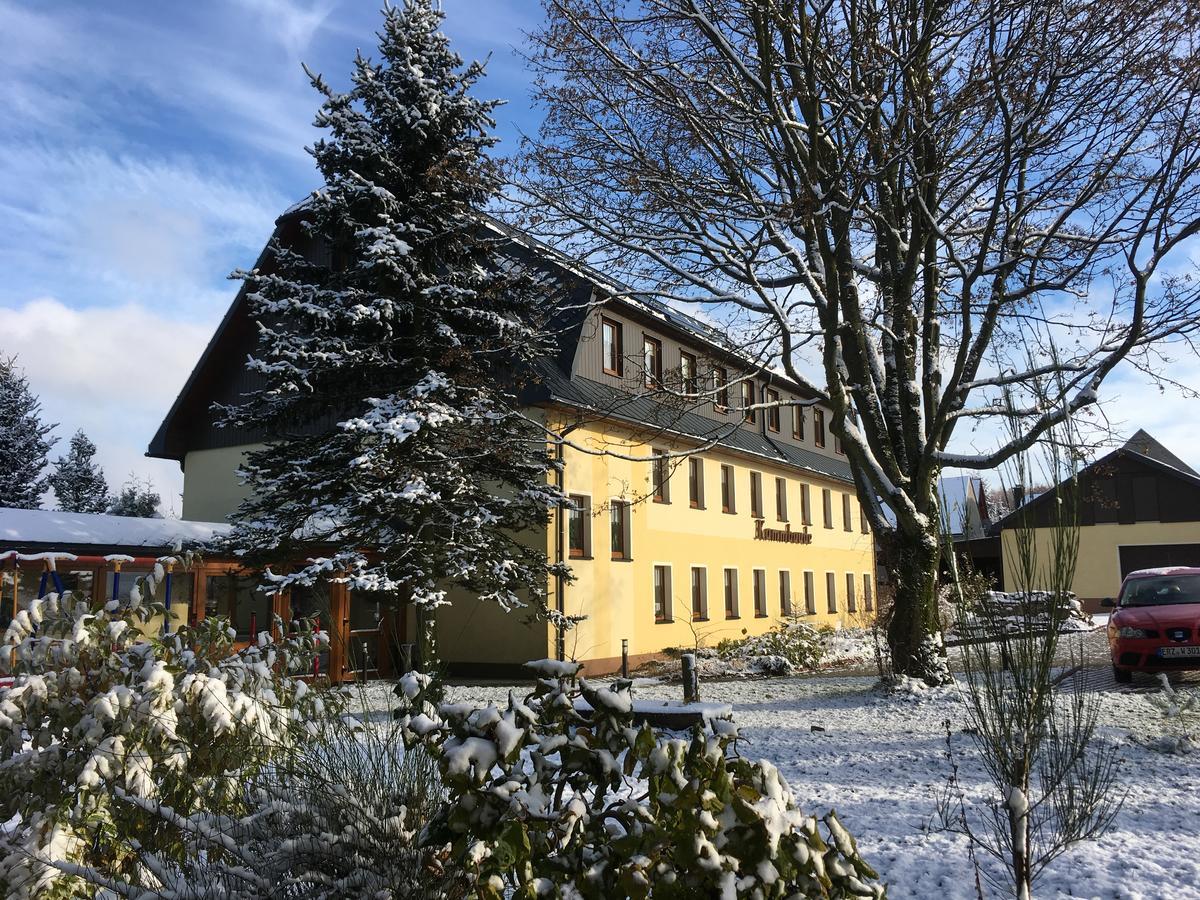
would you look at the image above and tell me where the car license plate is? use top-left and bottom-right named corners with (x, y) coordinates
top-left (1158, 646), bottom-right (1200, 658)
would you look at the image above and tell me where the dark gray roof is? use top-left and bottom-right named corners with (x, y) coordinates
top-left (530, 365), bottom-right (854, 484)
top-left (1124, 429), bottom-right (1198, 477)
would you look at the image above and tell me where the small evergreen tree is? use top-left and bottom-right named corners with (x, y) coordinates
top-left (221, 1), bottom-right (565, 664)
top-left (48, 430), bottom-right (111, 513)
top-left (107, 475), bottom-right (161, 518)
top-left (0, 356), bottom-right (56, 510)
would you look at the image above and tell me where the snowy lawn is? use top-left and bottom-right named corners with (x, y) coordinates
top-left (349, 658), bottom-right (1200, 899)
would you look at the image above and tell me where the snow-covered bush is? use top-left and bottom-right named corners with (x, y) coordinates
top-left (397, 662), bottom-right (884, 898)
top-left (1144, 673), bottom-right (1200, 754)
top-left (0, 570), bottom-right (329, 897)
top-left (717, 621), bottom-right (826, 675)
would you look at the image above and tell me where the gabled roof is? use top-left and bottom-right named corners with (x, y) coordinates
top-left (938, 475), bottom-right (985, 537)
top-left (1123, 428), bottom-right (1198, 477)
top-left (148, 205), bottom-right (830, 471)
top-left (989, 431), bottom-right (1200, 532)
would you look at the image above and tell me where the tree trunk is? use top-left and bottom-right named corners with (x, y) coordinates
top-left (881, 525), bottom-right (948, 683)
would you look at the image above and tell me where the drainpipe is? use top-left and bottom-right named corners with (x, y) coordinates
top-left (553, 438), bottom-right (566, 662)
top-left (551, 421), bottom-right (580, 663)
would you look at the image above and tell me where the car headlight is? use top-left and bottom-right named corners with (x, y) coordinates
top-left (1118, 626), bottom-right (1150, 639)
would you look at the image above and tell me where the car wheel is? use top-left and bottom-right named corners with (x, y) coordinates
top-left (1112, 665), bottom-right (1133, 685)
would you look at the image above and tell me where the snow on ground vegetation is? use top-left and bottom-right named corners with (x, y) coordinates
top-left (349, 653), bottom-right (1200, 899)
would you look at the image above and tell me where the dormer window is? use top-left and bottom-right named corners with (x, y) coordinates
top-left (714, 367), bottom-right (729, 411)
top-left (601, 317), bottom-right (623, 376)
top-left (765, 389), bottom-right (780, 433)
top-left (741, 380), bottom-right (755, 424)
top-left (643, 335), bottom-right (662, 388)
top-left (814, 408), bottom-right (826, 447)
top-left (680, 351), bottom-right (697, 395)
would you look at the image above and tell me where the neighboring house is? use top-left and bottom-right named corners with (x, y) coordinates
top-left (962, 430), bottom-right (1200, 612)
top-left (938, 475), bottom-right (990, 541)
top-left (146, 209), bottom-right (877, 677)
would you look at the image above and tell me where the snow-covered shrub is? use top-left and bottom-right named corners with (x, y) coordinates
top-left (716, 621), bottom-right (825, 675)
top-left (1144, 673), bottom-right (1200, 754)
top-left (0, 571), bottom-right (329, 897)
top-left (397, 662), bottom-right (884, 898)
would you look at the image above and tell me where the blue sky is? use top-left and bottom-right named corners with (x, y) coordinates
top-left (1, 0), bottom-right (1196, 517)
top-left (0, 0), bottom-right (543, 513)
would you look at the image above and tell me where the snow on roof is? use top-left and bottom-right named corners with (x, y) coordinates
top-left (0, 507), bottom-right (230, 550)
top-left (937, 475), bottom-right (982, 535)
top-left (1124, 566), bottom-right (1200, 579)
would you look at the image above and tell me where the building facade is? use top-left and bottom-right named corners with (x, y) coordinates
top-left (148, 212), bottom-right (877, 676)
top-left (965, 431), bottom-right (1200, 612)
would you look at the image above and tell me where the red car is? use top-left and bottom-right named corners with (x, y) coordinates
top-left (1106, 567), bottom-right (1200, 684)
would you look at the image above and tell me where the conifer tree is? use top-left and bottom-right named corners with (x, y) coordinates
top-left (107, 475), bottom-right (161, 518)
top-left (221, 1), bottom-right (565, 664)
top-left (0, 356), bottom-right (56, 510)
top-left (48, 430), bottom-right (111, 514)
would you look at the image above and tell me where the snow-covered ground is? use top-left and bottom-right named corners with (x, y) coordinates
top-left (349, 656), bottom-right (1200, 899)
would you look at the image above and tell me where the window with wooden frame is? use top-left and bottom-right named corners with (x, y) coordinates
top-left (741, 380), bottom-right (756, 423)
top-left (814, 408), bottom-right (826, 447)
top-left (766, 388), bottom-right (780, 432)
top-left (601, 317), bottom-right (623, 376)
top-left (775, 477), bottom-right (788, 522)
top-left (688, 457), bottom-right (705, 508)
top-left (801, 483), bottom-right (812, 525)
top-left (846, 573), bottom-right (857, 612)
top-left (567, 494), bottom-right (592, 558)
top-left (780, 570), bottom-right (793, 617)
top-left (822, 488), bottom-right (833, 528)
top-left (723, 568), bottom-right (739, 618)
top-left (860, 505), bottom-right (870, 534)
top-left (652, 449), bottom-right (671, 503)
top-left (721, 464), bottom-right (736, 514)
top-left (863, 573), bottom-right (874, 612)
top-left (826, 571), bottom-right (838, 613)
top-left (753, 569), bottom-right (768, 617)
top-left (691, 566), bottom-right (708, 620)
top-left (804, 571), bottom-right (816, 615)
top-left (653, 565), bottom-right (673, 623)
top-left (610, 501), bottom-right (631, 560)
top-left (643, 335), bottom-right (663, 388)
top-left (749, 471), bottom-right (763, 519)
top-left (680, 351), bottom-right (698, 396)
top-left (714, 367), bottom-right (729, 411)
top-left (792, 402), bottom-right (805, 440)
top-left (842, 493), bottom-right (853, 532)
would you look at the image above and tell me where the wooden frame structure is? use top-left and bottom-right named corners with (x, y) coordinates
top-left (0, 551), bottom-right (405, 684)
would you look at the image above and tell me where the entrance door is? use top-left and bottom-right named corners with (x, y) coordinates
top-left (1119, 544), bottom-right (1200, 578)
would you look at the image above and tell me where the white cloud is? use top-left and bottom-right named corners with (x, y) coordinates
top-left (0, 297), bottom-right (216, 517)
top-left (227, 0), bottom-right (339, 58)
top-left (0, 144), bottom-right (286, 317)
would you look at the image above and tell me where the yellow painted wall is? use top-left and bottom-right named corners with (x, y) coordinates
top-left (175, 414), bottom-right (877, 672)
top-left (181, 445), bottom-right (267, 522)
top-left (1000, 521), bottom-right (1200, 602)
top-left (552, 416), bottom-right (877, 668)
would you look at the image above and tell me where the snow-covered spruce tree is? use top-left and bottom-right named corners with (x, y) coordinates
top-left (520, 0), bottom-right (1200, 682)
top-left (0, 356), bottom-right (56, 510)
top-left (107, 473), bottom-right (162, 518)
top-left (220, 1), bottom-right (564, 666)
top-left (48, 430), bottom-right (111, 514)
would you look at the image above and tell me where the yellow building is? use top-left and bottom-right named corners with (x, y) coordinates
top-left (969, 431), bottom-right (1200, 612)
top-left (149, 213), bottom-right (876, 677)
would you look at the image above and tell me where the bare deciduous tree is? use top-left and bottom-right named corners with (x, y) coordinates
top-left (516, 0), bottom-right (1200, 680)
